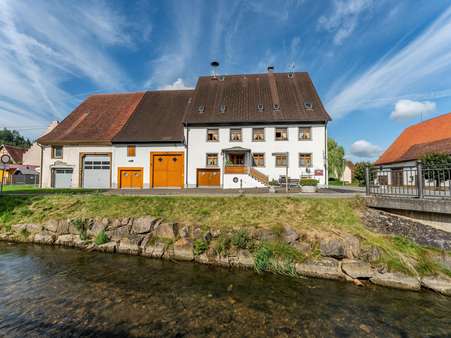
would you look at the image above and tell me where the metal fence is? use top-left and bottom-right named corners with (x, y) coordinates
top-left (366, 162), bottom-right (451, 199)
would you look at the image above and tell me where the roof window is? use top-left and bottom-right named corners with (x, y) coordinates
top-left (257, 104), bottom-right (264, 112)
top-left (273, 104), bottom-right (280, 112)
top-left (304, 101), bottom-right (313, 110)
top-left (198, 105), bottom-right (205, 113)
top-left (219, 104), bottom-right (226, 113)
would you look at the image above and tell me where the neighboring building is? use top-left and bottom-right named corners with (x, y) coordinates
top-left (38, 71), bottom-right (331, 189)
top-left (23, 121), bottom-right (59, 169)
top-left (341, 161), bottom-right (354, 184)
top-left (375, 113), bottom-right (451, 186)
top-left (0, 144), bottom-right (28, 182)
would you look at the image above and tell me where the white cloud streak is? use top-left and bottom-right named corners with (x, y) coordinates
top-left (327, 5), bottom-right (451, 118)
top-left (160, 78), bottom-right (192, 90)
top-left (390, 99), bottom-right (436, 121)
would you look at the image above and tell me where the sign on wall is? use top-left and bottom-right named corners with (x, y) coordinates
top-left (314, 169), bottom-right (324, 176)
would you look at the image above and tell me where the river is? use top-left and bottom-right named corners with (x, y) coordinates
top-left (0, 242), bottom-right (450, 337)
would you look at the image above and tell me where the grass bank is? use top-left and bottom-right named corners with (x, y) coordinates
top-left (0, 193), bottom-right (449, 277)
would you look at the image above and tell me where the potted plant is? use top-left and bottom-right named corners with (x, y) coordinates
top-left (300, 178), bottom-right (319, 193)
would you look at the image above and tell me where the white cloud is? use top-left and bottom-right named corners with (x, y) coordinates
top-left (327, 5), bottom-right (451, 118)
top-left (160, 78), bottom-right (192, 90)
top-left (390, 99), bottom-right (436, 121)
top-left (318, 0), bottom-right (373, 45)
top-left (350, 140), bottom-right (382, 158)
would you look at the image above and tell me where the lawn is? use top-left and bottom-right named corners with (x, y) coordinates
top-left (0, 193), bottom-right (449, 277)
top-left (0, 185), bottom-right (105, 195)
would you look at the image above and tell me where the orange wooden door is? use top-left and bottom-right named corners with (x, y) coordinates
top-left (197, 169), bottom-right (220, 186)
top-left (120, 169), bottom-right (143, 188)
top-left (152, 153), bottom-right (183, 188)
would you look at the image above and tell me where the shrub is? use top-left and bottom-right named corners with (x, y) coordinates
top-left (193, 239), bottom-right (209, 256)
top-left (300, 178), bottom-right (319, 186)
top-left (231, 229), bottom-right (251, 249)
top-left (95, 230), bottom-right (109, 245)
top-left (71, 218), bottom-right (88, 241)
top-left (254, 245), bottom-right (272, 273)
top-left (214, 235), bottom-right (231, 256)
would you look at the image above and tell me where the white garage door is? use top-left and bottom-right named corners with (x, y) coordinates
top-left (53, 168), bottom-right (73, 188)
top-left (83, 155), bottom-right (111, 189)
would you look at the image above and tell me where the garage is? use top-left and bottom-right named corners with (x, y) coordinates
top-left (118, 168), bottom-right (143, 189)
top-left (53, 168), bottom-right (73, 188)
top-left (82, 155), bottom-right (111, 189)
top-left (197, 169), bottom-right (220, 187)
top-left (151, 152), bottom-right (184, 188)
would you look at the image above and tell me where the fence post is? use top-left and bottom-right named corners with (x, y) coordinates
top-left (416, 160), bottom-right (423, 199)
top-left (365, 165), bottom-right (370, 195)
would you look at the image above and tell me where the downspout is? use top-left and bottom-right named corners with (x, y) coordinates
top-left (39, 143), bottom-right (43, 188)
top-left (324, 122), bottom-right (328, 187)
top-left (185, 125), bottom-right (189, 188)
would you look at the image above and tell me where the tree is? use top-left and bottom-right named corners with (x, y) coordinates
top-left (421, 153), bottom-right (451, 187)
top-left (328, 138), bottom-right (345, 180)
top-left (353, 161), bottom-right (371, 186)
top-left (0, 128), bottom-right (31, 148)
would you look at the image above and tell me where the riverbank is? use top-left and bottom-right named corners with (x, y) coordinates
top-left (0, 194), bottom-right (450, 295)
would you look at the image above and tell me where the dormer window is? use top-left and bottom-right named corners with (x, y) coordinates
top-left (304, 101), bottom-right (313, 110)
top-left (257, 104), bottom-right (264, 112)
top-left (273, 104), bottom-right (280, 112)
top-left (198, 105), bottom-right (205, 113)
top-left (219, 104), bottom-right (226, 113)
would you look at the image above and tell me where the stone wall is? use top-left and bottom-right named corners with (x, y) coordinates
top-left (1, 215), bottom-right (450, 296)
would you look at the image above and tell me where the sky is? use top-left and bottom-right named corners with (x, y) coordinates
top-left (1, 0), bottom-right (451, 162)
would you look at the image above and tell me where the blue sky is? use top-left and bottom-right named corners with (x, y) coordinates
top-left (1, 0), bottom-right (451, 162)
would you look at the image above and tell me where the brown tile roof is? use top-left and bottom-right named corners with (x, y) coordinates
top-left (376, 113), bottom-right (451, 165)
top-left (397, 137), bottom-right (451, 162)
top-left (1, 144), bottom-right (28, 163)
top-left (113, 90), bottom-right (193, 143)
top-left (184, 72), bottom-right (331, 125)
top-left (38, 92), bottom-right (144, 145)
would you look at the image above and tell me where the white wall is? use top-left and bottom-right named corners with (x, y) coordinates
top-left (41, 145), bottom-right (112, 188)
top-left (112, 144), bottom-right (185, 188)
top-left (23, 143), bottom-right (41, 167)
top-left (186, 124), bottom-right (327, 188)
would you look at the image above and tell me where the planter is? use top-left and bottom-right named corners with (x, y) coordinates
top-left (301, 185), bottom-right (317, 193)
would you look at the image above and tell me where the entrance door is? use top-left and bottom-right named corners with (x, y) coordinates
top-left (151, 153), bottom-right (184, 188)
top-left (119, 168), bottom-right (143, 189)
top-left (197, 169), bottom-right (220, 187)
top-left (53, 168), bottom-right (73, 188)
top-left (82, 155), bottom-right (111, 188)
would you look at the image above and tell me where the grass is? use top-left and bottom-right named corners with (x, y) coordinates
top-left (95, 230), bottom-right (109, 245)
top-left (193, 239), bottom-right (209, 256)
top-left (0, 193), bottom-right (449, 277)
top-left (0, 185), bottom-right (105, 195)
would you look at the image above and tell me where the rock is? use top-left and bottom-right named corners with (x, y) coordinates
top-left (132, 216), bottom-right (157, 234)
top-left (341, 260), bottom-right (374, 279)
top-left (203, 231), bottom-right (213, 242)
top-left (33, 232), bottom-right (56, 244)
top-left (56, 220), bottom-right (70, 234)
top-left (179, 225), bottom-right (191, 239)
top-left (173, 238), bottom-right (194, 261)
top-left (95, 242), bottom-right (117, 253)
top-left (359, 246), bottom-right (381, 263)
top-left (295, 258), bottom-right (346, 280)
top-left (421, 276), bottom-right (451, 296)
top-left (55, 234), bottom-right (86, 248)
top-left (142, 241), bottom-right (166, 258)
top-left (230, 250), bottom-right (254, 268)
top-left (44, 219), bottom-right (59, 232)
top-left (106, 225), bottom-right (130, 241)
top-left (283, 225), bottom-right (299, 244)
top-left (117, 235), bottom-right (143, 255)
top-left (154, 222), bottom-right (178, 239)
top-left (140, 233), bottom-right (153, 249)
top-left (432, 253), bottom-right (451, 271)
top-left (109, 217), bottom-right (131, 230)
top-left (320, 238), bottom-right (345, 259)
top-left (343, 235), bottom-right (361, 258)
top-left (12, 223), bottom-right (41, 233)
top-left (292, 241), bottom-right (311, 254)
top-left (211, 229), bottom-right (221, 238)
top-left (370, 272), bottom-right (420, 291)
top-left (251, 228), bottom-right (277, 242)
top-left (192, 227), bottom-right (202, 239)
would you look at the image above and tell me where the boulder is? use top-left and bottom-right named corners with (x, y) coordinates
top-left (117, 235), bottom-right (143, 255)
top-left (229, 250), bottom-right (254, 268)
top-left (154, 222), bottom-right (178, 239)
top-left (88, 222), bottom-right (106, 237)
top-left (56, 220), bottom-right (70, 234)
top-left (292, 241), bottom-right (311, 254)
top-left (421, 276), bottom-right (451, 296)
top-left (142, 242), bottom-right (166, 258)
top-left (295, 258), bottom-right (345, 280)
top-left (343, 235), bottom-right (361, 258)
top-left (33, 232), bottom-right (56, 244)
top-left (283, 225), bottom-right (299, 244)
top-left (12, 223), bottom-right (41, 233)
top-left (320, 238), bottom-right (345, 259)
top-left (173, 238), bottom-right (194, 261)
top-left (251, 228), bottom-right (277, 242)
top-left (192, 227), bottom-right (203, 239)
top-left (359, 246), bottom-right (381, 263)
top-left (109, 217), bottom-right (131, 230)
top-left (106, 225), bottom-right (130, 241)
top-left (55, 234), bottom-right (86, 248)
top-left (132, 216), bottom-right (158, 234)
top-left (370, 272), bottom-right (420, 291)
top-left (179, 225), bottom-right (191, 239)
top-left (44, 219), bottom-right (59, 233)
top-left (341, 260), bottom-right (374, 279)
top-left (95, 242), bottom-right (117, 253)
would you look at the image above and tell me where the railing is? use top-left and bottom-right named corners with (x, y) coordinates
top-left (366, 162), bottom-right (451, 199)
top-left (224, 165), bottom-right (248, 174)
top-left (249, 167), bottom-right (269, 185)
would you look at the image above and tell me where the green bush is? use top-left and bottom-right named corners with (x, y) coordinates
top-left (300, 178), bottom-right (319, 186)
top-left (193, 239), bottom-right (209, 256)
top-left (254, 245), bottom-right (273, 273)
top-left (95, 230), bottom-right (109, 245)
top-left (231, 229), bottom-right (251, 249)
top-left (71, 218), bottom-right (88, 241)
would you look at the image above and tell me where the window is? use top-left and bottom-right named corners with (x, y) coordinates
top-left (304, 101), bottom-right (313, 110)
top-left (127, 145), bottom-right (136, 157)
top-left (51, 145), bottom-right (63, 159)
top-left (275, 128), bottom-right (288, 141)
top-left (206, 153), bottom-right (218, 167)
top-left (252, 153), bottom-right (265, 167)
top-left (230, 128), bottom-right (242, 142)
top-left (298, 127), bottom-right (312, 140)
top-left (207, 129), bottom-right (219, 142)
top-left (275, 153), bottom-right (288, 167)
top-left (299, 153), bottom-right (312, 167)
top-left (252, 128), bottom-right (265, 141)
top-left (273, 104), bottom-right (280, 111)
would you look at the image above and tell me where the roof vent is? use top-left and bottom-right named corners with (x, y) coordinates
top-left (267, 65), bottom-right (274, 73)
top-left (219, 75), bottom-right (225, 81)
top-left (273, 104), bottom-right (280, 112)
top-left (198, 105), bottom-right (205, 113)
top-left (304, 101), bottom-right (313, 110)
top-left (288, 73), bottom-right (294, 79)
top-left (219, 104), bottom-right (226, 113)
top-left (257, 104), bottom-right (264, 112)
